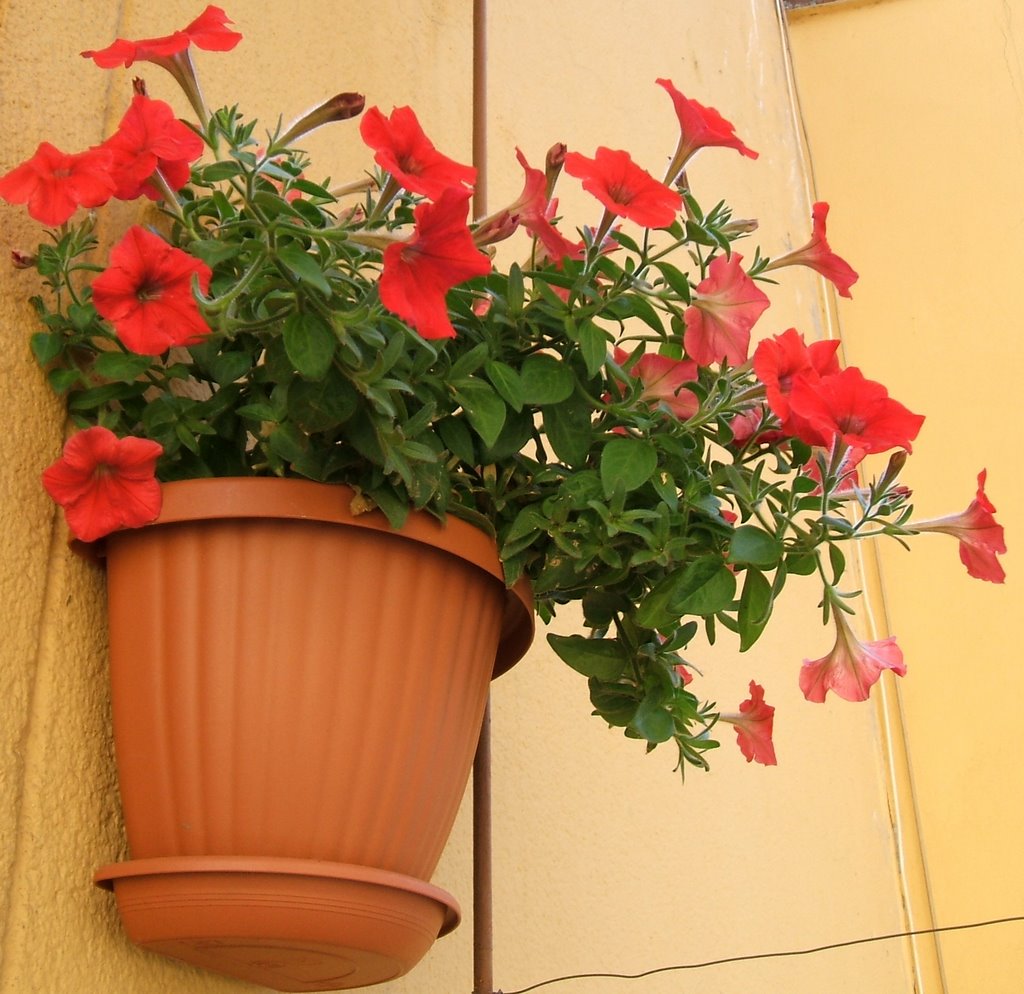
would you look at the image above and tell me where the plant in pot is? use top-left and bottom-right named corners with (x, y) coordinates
top-left (1, 4), bottom-right (1006, 991)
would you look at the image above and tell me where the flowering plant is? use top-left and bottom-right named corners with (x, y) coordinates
top-left (3, 7), bottom-right (1005, 777)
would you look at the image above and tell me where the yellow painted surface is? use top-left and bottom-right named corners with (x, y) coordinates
top-left (0, 2), bottom-right (954, 992)
top-left (789, 1), bottom-right (1024, 991)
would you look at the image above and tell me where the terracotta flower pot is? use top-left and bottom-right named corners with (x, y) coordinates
top-left (93, 478), bottom-right (533, 991)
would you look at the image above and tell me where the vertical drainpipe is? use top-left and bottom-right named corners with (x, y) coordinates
top-left (472, 702), bottom-right (494, 994)
top-left (471, 4), bottom-right (494, 994)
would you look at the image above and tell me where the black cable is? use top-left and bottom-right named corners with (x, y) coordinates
top-left (500, 914), bottom-right (1024, 994)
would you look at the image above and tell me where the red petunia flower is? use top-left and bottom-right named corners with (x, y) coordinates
top-left (475, 147), bottom-right (548, 235)
top-left (657, 78), bottom-right (758, 183)
top-left (42, 426), bottom-right (163, 542)
top-left (278, 91), bottom-right (366, 147)
top-left (360, 105), bottom-right (476, 201)
top-left (673, 663), bottom-right (694, 686)
top-left (564, 147), bottom-right (681, 228)
top-left (613, 347), bottom-right (699, 419)
top-left (81, 5), bottom-right (242, 67)
top-left (683, 253), bottom-right (770, 366)
top-left (0, 142), bottom-right (116, 225)
top-left (728, 406), bottom-right (772, 448)
top-left (753, 328), bottom-right (841, 423)
top-left (909, 470), bottom-right (1007, 583)
top-left (721, 680), bottom-right (777, 765)
top-left (785, 366), bottom-right (924, 455)
top-left (495, 148), bottom-right (578, 262)
top-left (379, 188), bottom-right (492, 339)
top-left (180, 4), bottom-right (244, 51)
top-left (102, 94), bottom-right (205, 201)
top-left (765, 202), bottom-right (858, 299)
top-left (800, 609), bottom-right (906, 703)
top-left (91, 225), bottom-right (212, 355)
top-left (533, 197), bottom-right (588, 268)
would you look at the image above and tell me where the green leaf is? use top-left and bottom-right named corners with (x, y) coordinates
top-left (175, 422), bottom-right (200, 455)
top-left (188, 238), bottom-right (242, 268)
top-left (610, 230), bottom-right (641, 254)
top-left (685, 219), bottom-right (717, 247)
top-left (786, 552), bottom-right (818, 576)
top-left (277, 242), bottom-right (332, 297)
top-left (267, 421), bottom-right (309, 463)
top-left (655, 261), bottom-right (693, 302)
top-left (519, 353), bottom-right (574, 404)
top-left (728, 524), bottom-right (783, 566)
top-left (291, 198), bottom-right (330, 227)
top-left (93, 351), bottom-right (153, 382)
top-left (790, 437), bottom-right (813, 466)
top-left (288, 370), bottom-right (358, 431)
top-left (199, 160), bottom-right (245, 182)
top-left (661, 620), bottom-right (699, 652)
top-left (578, 321), bottom-right (609, 378)
top-left (484, 360), bottom-right (525, 411)
top-left (630, 691), bottom-right (675, 743)
top-left (452, 377), bottom-right (506, 448)
top-left (236, 401), bottom-right (280, 423)
top-left (543, 394), bottom-right (592, 467)
top-left (737, 568), bottom-right (773, 652)
top-left (479, 407), bottom-right (534, 462)
top-left (501, 505), bottom-right (549, 557)
top-left (619, 293), bottom-right (665, 335)
top-left (68, 302), bottom-right (96, 332)
top-left (547, 633), bottom-right (629, 680)
top-left (828, 543), bottom-right (846, 584)
top-left (676, 564), bottom-right (737, 617)
top-left (367, 486), bottom-right (410, 528)
top-left (283, 311), bottom-right (335, 380)
top-left (449, 342), bottom-right (490, 381)
top-left (589, 682), bottom-right (639, 727)
top-left (68, 381), bottom-right (145, 411)
top-left (506, 263), bottom-right (524, 315)
top-left (581, 589), bottom-right (629, 628)
top-left (600, 436), bottom-right (658, 497)
top-left (30, 332), bottom-right (63, 365)
top-left (290, 177), bottom-right (334, 199)
top-left (208, 350), bottom-right (253, 386)
top-left (636, 557), bottom-right (727, 629)
top-left (253, 190), bottom-right (304, 220)
top-left (437, 415), bottom-right (476, 464)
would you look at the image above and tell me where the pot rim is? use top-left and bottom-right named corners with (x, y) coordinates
top-left (91, 477), bottom-right (535, 676)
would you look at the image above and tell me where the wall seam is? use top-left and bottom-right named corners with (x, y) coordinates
top-left (772, 2), bottom-right (947, 991)
top-left (859, 544), bottom-right (949, 994)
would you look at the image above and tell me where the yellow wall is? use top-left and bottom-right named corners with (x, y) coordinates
top-left (789, 1), bottom-right (1023, 991)
top-left (2, 1), bottom-right (988, 992)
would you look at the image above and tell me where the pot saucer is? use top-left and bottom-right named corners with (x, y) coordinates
top-left (95, 856), bottom-right (460, 991)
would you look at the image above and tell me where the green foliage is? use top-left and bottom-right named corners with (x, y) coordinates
top-left (22, 84), bottom-right (921, 780)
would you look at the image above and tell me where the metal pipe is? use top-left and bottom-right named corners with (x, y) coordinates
top-left (472, 0), bottom-right (488, 218)
top-left (472, 701), bottom-right (494, 994)
top-left (471, 4), bottom-right (494, 994)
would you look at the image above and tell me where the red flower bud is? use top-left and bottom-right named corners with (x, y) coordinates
top-left (279, 92), bottom-right (366, 146)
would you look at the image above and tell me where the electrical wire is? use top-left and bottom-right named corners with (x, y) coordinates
top-left (499, 915), bottom-right (1024, 994)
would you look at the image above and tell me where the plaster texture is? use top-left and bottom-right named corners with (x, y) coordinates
top-left (1, 2), bottom-right (978, 992)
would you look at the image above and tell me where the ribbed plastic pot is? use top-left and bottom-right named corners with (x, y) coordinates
top-left (92, 477), bottom-right (534, 991)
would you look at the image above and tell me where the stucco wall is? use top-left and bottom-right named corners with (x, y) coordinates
top-left (789, 1), bottom-right (1023, 991)
top-left (0, 2), bottom-right (940, 993)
